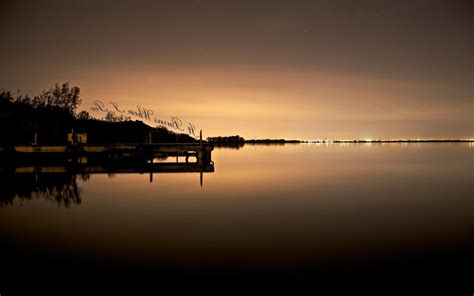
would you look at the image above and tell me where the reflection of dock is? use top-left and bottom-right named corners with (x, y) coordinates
top-left (0, 152), bottom-right (215, 187)
top-left (0, 158), bottom-right (214, 207)
top-left (11, 161), bottom-right (214, 186)
top-left (12, 162), bottom-right (215, 174)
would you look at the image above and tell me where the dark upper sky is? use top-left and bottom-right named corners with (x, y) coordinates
top-left (1, 0), bottom-right (472, 139)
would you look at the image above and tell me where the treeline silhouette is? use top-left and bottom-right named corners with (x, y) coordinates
top-left (246, 139), bottom-right (301, 144)
top-left (212, 142), bottom-right (245, 150)
top-left (207, 135), bottom-right (301, 149)
top-left (207, 135), bottom-right (245, 143)
top-left (0, 82), bottom-right (196, 145)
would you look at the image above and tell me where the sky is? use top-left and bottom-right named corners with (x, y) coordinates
top-left (0, 0), bottom-right (472, 140)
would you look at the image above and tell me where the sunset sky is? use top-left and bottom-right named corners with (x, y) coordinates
top-left (1, 0), bottom-right (472, 140)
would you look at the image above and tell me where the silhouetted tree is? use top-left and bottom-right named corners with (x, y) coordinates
top-left (103, 111), bottom-right (131, 122)
top-left (76, 110), bottom-right (92, 120)
top-left (35, 82), bottom-right (82, 116)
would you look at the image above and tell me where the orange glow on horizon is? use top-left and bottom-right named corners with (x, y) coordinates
top-left (72, 66), bottom-right (473, 140)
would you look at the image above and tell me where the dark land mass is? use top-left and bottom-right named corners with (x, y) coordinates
top-left (0, 83), bottom-right (196, 145)
top-left (207, 135), bottom-right (302, 143)
top-left (207, 136), bottom-right (303, 149)
top-left (246, 139), bottom-right (302, 144)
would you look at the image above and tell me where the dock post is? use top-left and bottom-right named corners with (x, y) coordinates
top-left (198, 130), bottom-right (203, 164)
top-left (149, 156), bottom-right (153, 183)
top-left (200, 170), bottom-right (203, 187)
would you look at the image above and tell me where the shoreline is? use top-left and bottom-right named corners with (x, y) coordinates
top-left (211, 139), bottom-right (473, 145)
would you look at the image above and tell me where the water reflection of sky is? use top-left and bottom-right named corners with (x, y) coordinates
top-left (0, 143), bottom-right (472, 269)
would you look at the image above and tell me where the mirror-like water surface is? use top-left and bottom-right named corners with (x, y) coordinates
top-left (1, 143), bottom-right (472, 292)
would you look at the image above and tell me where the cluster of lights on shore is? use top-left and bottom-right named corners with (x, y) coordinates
top-left (307, 139), bottom-right (474, 144)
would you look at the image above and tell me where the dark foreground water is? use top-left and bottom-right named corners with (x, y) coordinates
top-left (1, 143), bottom-right (472, 294)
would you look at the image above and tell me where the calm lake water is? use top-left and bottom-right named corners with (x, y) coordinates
top-left (1, 143), bottom-right (472, 293)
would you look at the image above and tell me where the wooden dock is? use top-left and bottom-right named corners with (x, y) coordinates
top-left (0, 146), bottom-right (215, 185)
top-left (1, 143), bottom-right (214, 164)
